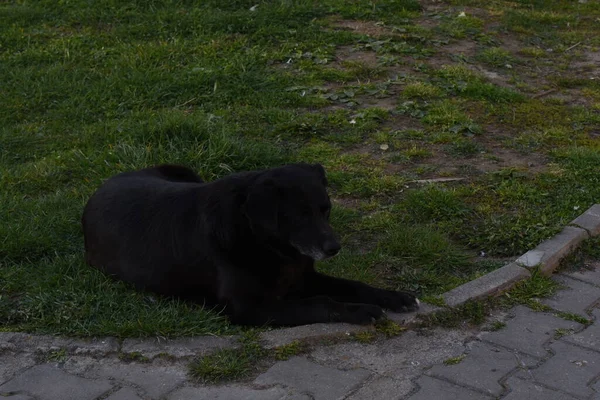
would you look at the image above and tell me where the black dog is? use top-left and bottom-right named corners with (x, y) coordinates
top-left (82, 163), bottom-right (418, 326)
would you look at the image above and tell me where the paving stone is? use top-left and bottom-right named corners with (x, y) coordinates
top-left (345, 375), bottom-right (414, 400)
top-left (592, 380), bottom-right (600, 399)
top-left (88, 362), bottom-right (187, 399)
top-left (515, 226), bottom-right (588, 275)
top-left (564, 260), bottom-right (600, 286)
top-left (542, 275), bottom-right (600, 316)
top-left (502, 377), bottom-right (579, 400)
top-left (121, 335), bottom-right (236, 359)
top-left (68, 337), bottom-right (120, 356)
top-left (310, 328), bottom-right (469, 379)
top-left (254, 356), bottom-right (371, 400)
top-left (426, 341), bottom-right (536, 396)
top-left (0, 395), bottom-right (35, 400)
top-left (479, 306), bottom-right (581, 358)
top-left (443, 263), bottom-right (530, 307)
top-left (168, 386), bottom-right (309, 400)
top-left (0, 364), bottom-right (113, 400)
top-left (570, 204), bottom-right (600, 235)
top-left (519, 340), bottom-right (600, 398)
top-left (407, 376), bottom-right (493, 400)
top-left (105, 387), bottom-right (144, 400)
top-left (0, 353), bottom-right (37, 385)
top-left (260, 323), bottom-right (370, 349)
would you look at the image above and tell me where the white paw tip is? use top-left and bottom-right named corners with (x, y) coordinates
top-left (416, 298), bottom-right (421, 306)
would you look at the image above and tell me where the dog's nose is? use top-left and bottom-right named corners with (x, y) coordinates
top-left (323, 240), bottom-right (341, 257)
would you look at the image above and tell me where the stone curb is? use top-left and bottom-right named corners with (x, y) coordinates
top-left (569, 204), bottom-right (600, 236)
top-left (442, 263), bottom-right (531, 308)
top-left (515, 226), bottom-right (588, 275)
top-left (441, 204), bottom-right (600, 309)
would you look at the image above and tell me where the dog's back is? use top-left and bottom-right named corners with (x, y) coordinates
top-left (82, 165), bottom-right (214, 297)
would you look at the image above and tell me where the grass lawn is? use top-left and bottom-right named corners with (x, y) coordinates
top-left (1, 0), bottom-right (600, 337)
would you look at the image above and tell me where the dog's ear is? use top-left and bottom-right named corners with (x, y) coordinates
top-left (312, 163), bottom-right (328, 186)
top-left (243, 179), bottom-right (279, 233)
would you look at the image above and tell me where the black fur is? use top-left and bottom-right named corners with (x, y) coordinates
top-left (82, 163), bottom-right (418, 326)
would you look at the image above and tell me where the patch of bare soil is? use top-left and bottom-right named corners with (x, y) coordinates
top-left (334, 45), bottom-right (379, 67)
top-left (331, 20), bottom-right (391, 37)
top-left (426, 39), bottom-right (478, 68)
top-left (392, 144), bottom-right (548, 179)
top-left (571, 49), bottom-right (600, 79)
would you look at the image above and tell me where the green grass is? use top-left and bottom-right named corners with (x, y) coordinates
top-left (189, 331), bottom-right (266, 383)
top-left (2, 0), bottom-right (600, 337)
top-left (444, 354), bottom-right (466, 365)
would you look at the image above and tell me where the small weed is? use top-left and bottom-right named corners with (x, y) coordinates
top-left (189, 331), bottom-right (266, 383)
top-left (403, 82), bottom-right (443, 99)
top-left (488, 321), bottom-right (507, 331)
top-left (375, 319), bottom-right (406, 338)
top-left (353, 331), bottom-right (377, 344)
top-left (519, 47), bottom-right (546, 58)
top-left (273, 341), bottom-right (307, 361)
top-left (554, 328), bottom-right (574, 339)
top-left (556, 312), bottom-right (592, 326)
top-left (502, 270), bottom-right (559, 308)
top-left (444, 354), bottom-right (466, 365)
top-left (46, 348), bottom-right (67, 363)
top-left (420, 295), bottom-right (446, 307)
top-left (477, 47), bottom-right (515, 68)
top-left (446, 140), bottom-right (483, 158)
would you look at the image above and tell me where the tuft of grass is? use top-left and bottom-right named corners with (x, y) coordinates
top-left (444, 354), bottom-right (466, 365)
top-left (403, 82), bottom-right (444, 99)
top-left (555, 312), bottom-right (592, 326)
top-left (353, 331), bottom-right (377, 344)
top-left (440, 14), bottom-right (484, 38)
top-left (45, 348), bottom-right (68, 363)
top-left (375, 319), bottom-right (406, 338)
top-left (487, 321), bottom-right (507, 331)
top-left (477, 47), bottom-right (515, 68)
top-left (189, 331), bottom-right (266, 383)
top-left (554, 328), bottom-right (575, 339)
top-left (274, 341), bottom-right (307, 361)
top-left (501, 270), bottom-right (559, 308)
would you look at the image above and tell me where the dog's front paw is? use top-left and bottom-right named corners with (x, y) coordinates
top-left (379, 291), bottom-right (420, 313)
top-left (341, 303), bottom-right (384, 325)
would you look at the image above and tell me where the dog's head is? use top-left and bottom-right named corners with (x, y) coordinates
top-left (243, 163), bottom-right (340, 261)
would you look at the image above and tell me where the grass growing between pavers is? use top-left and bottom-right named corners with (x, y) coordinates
top-left (2, 0), bottom-right (600, 337)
